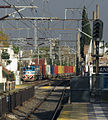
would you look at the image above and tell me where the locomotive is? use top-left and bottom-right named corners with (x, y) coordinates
top-left (22, 65), bottom-right (41, 81)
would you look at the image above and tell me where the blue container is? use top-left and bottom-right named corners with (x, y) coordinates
top-left (51, 65), bottom-right (54, 75)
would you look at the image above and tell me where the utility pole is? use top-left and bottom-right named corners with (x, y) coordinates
top-left (77, 32), bottom-right (81, 62)
top-left (50, 39), bottom-right (53, 65)
top-left (34, 20), bottom-right (38, 50)
top-left (42, 0), bottom-right (49, 17)
top-left (96, 4), bottom-right (99, 75)
top-left (92, 5), bottom-right (103, 89)
top-left (96, 5), bottom-right (99, 19)
top-left (38, 47), bottom-right (39, 64)
top-left (76, 32), bottom-right (80, 75)
top-left (59, 47), bottom-right (61, 65)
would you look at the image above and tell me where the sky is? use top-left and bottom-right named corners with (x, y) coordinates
top-left (0, 0), bottom-right (107, 45)
top-left (47, 0), bottom-right (107, 42)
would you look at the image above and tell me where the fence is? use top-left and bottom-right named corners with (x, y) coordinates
top-left (0, 85), bottom-right (35, 117)
top-left (70, 75), bottom-right (108, 103)
top-left (0, 81), bottom-right (15, 92)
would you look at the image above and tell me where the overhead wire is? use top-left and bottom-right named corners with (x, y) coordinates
top-left (24, 0), bottom-right (57, 37)
top-left (3, 0), bottom-right (52, 39)
top-left (28, 0), bottom-right (56, 38)
top-left (23, 0), bottom-right (55, 38)
top-left (3, 0), bottom-right (56, 50)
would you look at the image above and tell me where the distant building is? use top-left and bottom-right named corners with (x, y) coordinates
top-left (84, 40), bottom-right (108, 75)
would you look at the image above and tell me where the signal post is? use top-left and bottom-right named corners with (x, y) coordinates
top-left (92, 5), bottom-right (103, 88)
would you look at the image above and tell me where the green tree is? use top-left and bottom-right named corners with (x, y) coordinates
top-left (80, 6), bottom-right (91, 58)
top-left (1, 51), bottom-right (10, 59)
top-left (13, 45), bottom-right (19, 54)
top-left (105, 43), bottom-right (108, 54)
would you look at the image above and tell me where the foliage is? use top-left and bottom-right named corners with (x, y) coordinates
top-left (62, 62), bottom-right (67, 66)
top-left (80, 6), bottom-right (91, 58)
top-left (33, 46), bottom-right (50, 59)
top-left (1, 51), bottom-right (10, 59)
top-left (13, 45), bottom-right (19, 54)
top-left (0, 31), bottom-right (9, 47)
top-left (105, 43), bottom-right (108, 54)
top-left (2, 70), bottom-right (15, 81)
top-left (105, 50), bottom-right (108, 54)
top-left (7, 60), bottom-right (12, 65)
top-left (47, 58), bottom-right (52, 65)
top-left (105, 44), bottom-right (108, 48)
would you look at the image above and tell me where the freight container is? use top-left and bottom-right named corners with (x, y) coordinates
top-left (34, 58), bottom-right (45, 65)
top-left (67, 66), bottom-right (70, 73)
top-left (68, 66), bottom-right (71, 73)
top-left (39, 64), bottom-right (46, 79)
top-left (39, 65), bottom-right (42, 77)
top-left (64, 66), bottom-right (69, 73)
top-left (58, 66), bottom-right (64, 74)
top-left (73, 66), bottom-right (76, 73)
top-left (51, 65), bottom-right (54, 75)
top-left (54, 66), bottom-right (58, 75)
top-left (70, 66), bottom-right (73, 73)
top-left (42, 64), bottom-right (46, 77)
top-left (46, 65), bottom-right (51, 76)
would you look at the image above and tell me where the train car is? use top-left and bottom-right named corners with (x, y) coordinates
top-left (22, 65), bottom-right (41, 81)
top-left (49, 65), bottom-right (75, 78)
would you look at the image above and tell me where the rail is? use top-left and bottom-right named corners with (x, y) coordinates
top-left (22, 80), bottom-right (67, 120)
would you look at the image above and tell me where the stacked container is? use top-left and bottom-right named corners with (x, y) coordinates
top-left (54, 66), bottom-right (58, 75)
top-left (34, 58), bottom-right (46, 79)
top-left (58, 66), bottom-right (64, 74)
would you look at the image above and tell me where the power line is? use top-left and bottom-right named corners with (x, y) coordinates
top-left (2, 0), bottom-right (54, 39)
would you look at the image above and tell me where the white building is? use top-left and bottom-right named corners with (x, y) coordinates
top-left (0, 45), bottom-right (20, 85)
top-left (6, 46), bottom-right (18, 73)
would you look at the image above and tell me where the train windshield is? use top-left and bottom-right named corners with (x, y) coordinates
top-left (23, 66), bottom-right (36, 71)
top-left (26, 67), bottom-right (32, 70)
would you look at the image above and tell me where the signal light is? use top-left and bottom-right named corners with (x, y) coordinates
top-left (93, 19), bottom-right (103, 40)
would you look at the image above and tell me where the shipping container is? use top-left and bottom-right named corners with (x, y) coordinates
top-left (51, 65), bottom-right (54, 75)
top-left (73, 66), bottom-right (76, 73)
top-left (54, 66), bottom-right (58, 75)
top-left (39, 64), bottom-right (46, 79)
top-left (68, 66), bottom-right (71, 73)
top-left (46, 65), bottom-right (51, 75)
top-left (64, 66), bottom-right (68, 73)
top-left (34, 58), bottom-right (45, 65)
top-left (58, 66), bottom-right (64, 74)
top-left (70, 66), bottom-right (73, 73)
top-left (39, 65), bottom-right (42, 77)
top-left (42, 64), bottom-right (46, 77)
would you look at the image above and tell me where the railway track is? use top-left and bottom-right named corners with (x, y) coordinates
top-left (4, 79), bottom-right (69, 120)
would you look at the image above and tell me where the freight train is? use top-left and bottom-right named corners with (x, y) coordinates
top-left (21, 58), bottom-right (76, 81)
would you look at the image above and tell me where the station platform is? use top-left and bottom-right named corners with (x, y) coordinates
top-left (57, 103), bottom-right (108, 120)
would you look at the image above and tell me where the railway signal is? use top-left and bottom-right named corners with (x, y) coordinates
top-left (93, 19), bottom-right (103, 40)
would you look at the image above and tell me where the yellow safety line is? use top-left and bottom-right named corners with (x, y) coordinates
top-left (41, 86), bottom-right (51, 89)
top-left (58, 103), bottom-right (88, 120)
